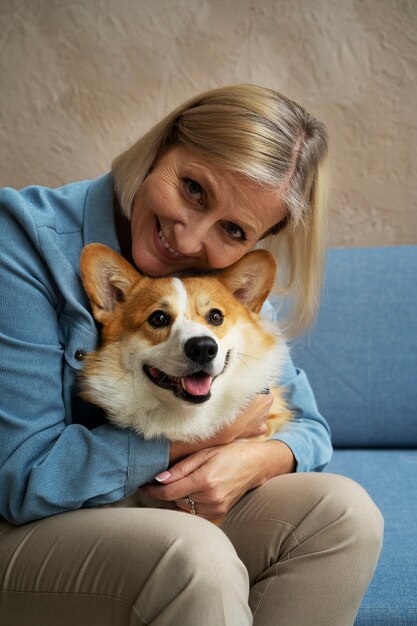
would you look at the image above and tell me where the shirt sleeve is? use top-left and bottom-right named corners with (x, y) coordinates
top-left (261, 300), bottom-right (333, 472)
top-left (0, 190), bottom-right (169, 525)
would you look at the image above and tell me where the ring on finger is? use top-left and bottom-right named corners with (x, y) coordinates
top-left (184, 494), bottom-right (197, 515)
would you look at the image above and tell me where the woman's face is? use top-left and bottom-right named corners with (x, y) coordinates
top-left (130, 144), bottom-right (286, 276)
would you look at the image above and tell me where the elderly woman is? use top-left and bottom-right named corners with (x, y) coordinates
top-left (0, 85), bottom-right (382, 626)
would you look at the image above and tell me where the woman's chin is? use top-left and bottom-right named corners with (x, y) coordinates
top-left (132, 254), bottom-right (163, 277)
top-left (131, 247), bottom-right (178, 277)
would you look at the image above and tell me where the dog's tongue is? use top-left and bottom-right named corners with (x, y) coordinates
top-left (181, 374), bottom-right (212, 396)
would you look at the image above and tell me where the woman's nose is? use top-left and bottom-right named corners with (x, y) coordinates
top-left (172, 221), bottom-right (208, 257)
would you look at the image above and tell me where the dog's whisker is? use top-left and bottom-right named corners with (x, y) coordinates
top-left (237, 352), bottom-right (269, 364)
top-left (133, 369), bottom-right (140, 406)
top-left (113, 370), bottom-right (130, 386)
top-left (237, 355), bottom-right (256, 377)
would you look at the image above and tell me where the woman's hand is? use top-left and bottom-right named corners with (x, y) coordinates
top-left (145, 439), bottom-right (296, 520)
top-left (169, 393), bottom-right (273, 463)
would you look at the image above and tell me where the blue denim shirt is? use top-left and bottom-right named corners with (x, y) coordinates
top-left (0, 174), bottom-right (332, 525)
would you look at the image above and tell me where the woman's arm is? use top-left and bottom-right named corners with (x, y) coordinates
top-left (269, 344), bottom-right (333, 473)
top-left (0, 189), bottom-right (170, 525)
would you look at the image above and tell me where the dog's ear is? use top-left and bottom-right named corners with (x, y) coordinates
top-left (217, 250), bottom-right (277, 313)
top-left (80, 243), bottom-right (140, 324)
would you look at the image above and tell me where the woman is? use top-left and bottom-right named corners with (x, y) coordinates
top-left (0, 85), bottom-right (383, 625)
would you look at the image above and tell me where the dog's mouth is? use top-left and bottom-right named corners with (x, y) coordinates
top-left (143, 366), bottom-right (214, 404)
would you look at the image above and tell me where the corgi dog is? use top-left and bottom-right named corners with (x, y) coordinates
top-left (78, 243), bottom-right (291, 445)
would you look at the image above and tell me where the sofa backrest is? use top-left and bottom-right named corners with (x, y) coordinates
top-left (290, 246), bottom-right (417, 448)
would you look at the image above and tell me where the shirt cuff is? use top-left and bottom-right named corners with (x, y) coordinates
top-left (126, 431), bottom-right (170, 496)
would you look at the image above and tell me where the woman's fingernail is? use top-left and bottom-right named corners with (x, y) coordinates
top-left (155, 471), bottom-right (171, 482)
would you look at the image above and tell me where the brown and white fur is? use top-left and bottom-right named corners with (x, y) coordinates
top-left (79, 244), bottom-right (292, 447)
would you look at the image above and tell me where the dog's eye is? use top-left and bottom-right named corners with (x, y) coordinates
top-left (148, 310), bottom-right (171, 328)
top-left (207, 309), bottom-right (224, 326)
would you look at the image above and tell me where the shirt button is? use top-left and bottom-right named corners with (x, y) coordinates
top-left (74, 350), bottom-right (86, 361)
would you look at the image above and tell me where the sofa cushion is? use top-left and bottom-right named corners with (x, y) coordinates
top-left (291, 246), bottom-right (417, 448)
top-left (327, 449), bottom-right (417, 625)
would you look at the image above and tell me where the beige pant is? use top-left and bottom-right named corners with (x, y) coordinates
top-left (0, 473), bottom-right (383, 626)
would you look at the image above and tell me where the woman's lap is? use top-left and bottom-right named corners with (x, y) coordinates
top-left (0, 473), bottom-right (383, 626)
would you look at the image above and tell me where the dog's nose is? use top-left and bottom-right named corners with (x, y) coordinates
top-left (184, 336), bottom-right (218, 365)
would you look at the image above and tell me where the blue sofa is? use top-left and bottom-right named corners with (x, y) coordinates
top-left (290, 246), bottom-right (417, 625)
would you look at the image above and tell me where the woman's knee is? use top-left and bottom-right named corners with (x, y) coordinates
top-left (150, 509), bottom-right (250, 585)
top-left (277, 472), bottom-right (384, 560)
top-left (234, 472), bottom-right (384, 559)
top-left (320, 473), bottom-right (384, 555)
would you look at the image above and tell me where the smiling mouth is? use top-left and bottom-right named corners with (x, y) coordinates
top-left (157, 221), bottom-right (184, 258)
top-left (144, 366), bottom-right (213, 404)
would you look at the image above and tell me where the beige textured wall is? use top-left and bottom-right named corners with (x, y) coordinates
top-left (1, 0), bottom-right (416, 246)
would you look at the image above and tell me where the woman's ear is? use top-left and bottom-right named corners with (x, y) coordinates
top-left (216, 250), bottom-right (277, 313)
top-left (80, 244), bottom-right (140, 324)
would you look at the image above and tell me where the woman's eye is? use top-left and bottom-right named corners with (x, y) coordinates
top-left (148, 310), bottom-right (171, 328)
top-left (184, 178), bottom-right (203, 203)
top-left (221, 222), bottom-right (246, 242)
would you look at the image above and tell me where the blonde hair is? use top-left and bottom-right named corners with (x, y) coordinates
top-left (112, 84), bottom-right (329, 337)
